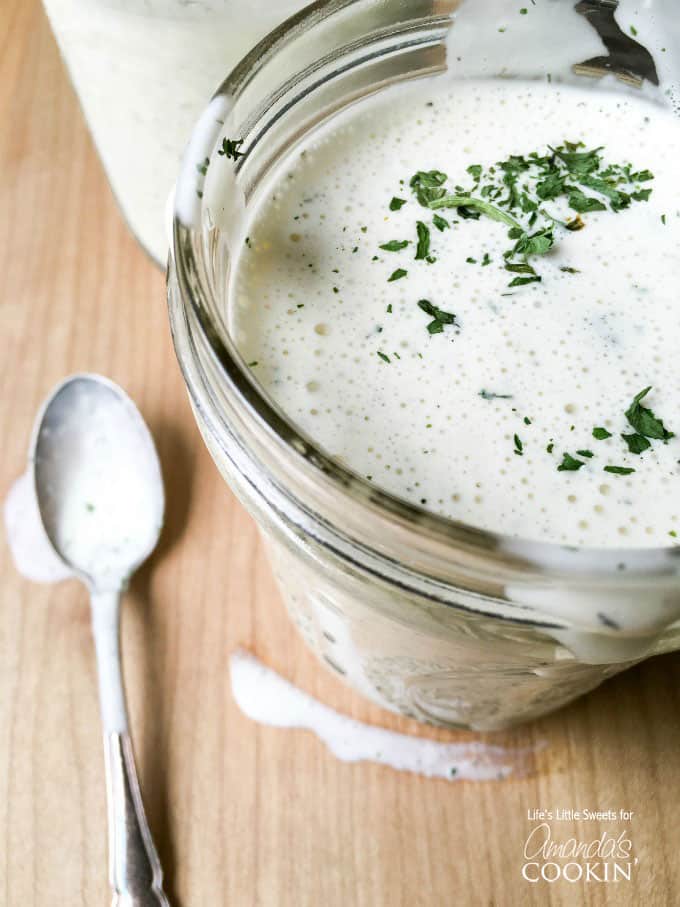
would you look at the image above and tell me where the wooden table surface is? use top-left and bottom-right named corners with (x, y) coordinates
top-left (1, 1), bottom-right (679, 904)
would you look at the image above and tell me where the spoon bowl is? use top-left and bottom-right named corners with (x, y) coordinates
top-left (32, 374), bottom-right (164, 589)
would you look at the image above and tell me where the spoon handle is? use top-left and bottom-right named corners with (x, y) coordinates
top-left (105, 732), bottom-right (170, 906)
top-left (91, 589), bottom-right (170, 906)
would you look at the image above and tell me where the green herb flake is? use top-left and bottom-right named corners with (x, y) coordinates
top-left (479, 390), bottom-right (513, 400)
top-left (604, 465), bottom-right (636, 476)
top-left (593, 427), bottom-right (612, 440)
top-left (388, 268), bottom-right (408, 282)
top-left (551, 144), bottom-right (603, 177)
top-left (568, 189), bottom-right (607, 213)
top-left (218, 138), bottom-right (244, 161)
top-left (433, 214), bottom-right (450, 232)
top-left (417, 298), bottom-right (457, 335)
top-left (415, 222), bottom-right (431, 260)
top-left (389, 197), bottom-right (407, 211)
top-left (546, 442), bottom-right (555, 454)
top-left (386, 304), bottom-right (393, 313)
top-left (511, 226), bottom-right (554, 257)
top-left (514, 434), bottom-right (524, 456)
top-left (509, 275), bottom-right (541, 287)
top-left (576, 449), bottom-right (594, 459)
top-left (505, 261), bottom-right (537, 276)
top-left (621, 432), bottom-right (651, 454)
top-left (557, 453), bottom-right (585, 472)
top-left (380, 240), bottom-right (409, 252)
top-left (625, 387), bottom-right (674, 440)
top-left (377, 351), bottom-right (391, 363)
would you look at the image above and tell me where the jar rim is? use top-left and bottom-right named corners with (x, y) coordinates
top-left (170, 0), bottom-right (680, 586)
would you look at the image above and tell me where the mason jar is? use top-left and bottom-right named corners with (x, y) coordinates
top-left (167, 0), bottom-right (680, 730)
top-left (42, 0), bottom-right (309, 264)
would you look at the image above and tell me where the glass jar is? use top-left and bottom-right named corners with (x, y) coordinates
top-left (167, 0), bottom-right (680, 730)
top-left (42, 0), bottom-right (309, 264)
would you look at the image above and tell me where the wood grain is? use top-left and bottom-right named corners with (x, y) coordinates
top-left (1, 1), bottom-right (679, 904)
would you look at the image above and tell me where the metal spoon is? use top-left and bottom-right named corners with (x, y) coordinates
top-left (31, 374), bottom-right (169, 906)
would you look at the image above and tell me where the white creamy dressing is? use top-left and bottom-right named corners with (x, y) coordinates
top-left (230, 650), bottom-right (537, 779)
top-left (231, 78), bottom-right (680, 550)
top-left (4, 471), bottom-right (74, 583)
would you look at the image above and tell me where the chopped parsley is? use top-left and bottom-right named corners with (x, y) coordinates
top-left (625, 387), bottom-right (674, 440)
top-left (604, 465), bottom-right (636, 476)
top-left (593, 427), bottom-right (612, 440)
top-left (399, 143), bottom-right (654, 290)
top-left (218, 138), bottom-right (244, 160)
top-left (377, 351), bottom-right (391, 363)
top-left (621, 433), bottom-right (651, 455)
top-left (567, 189), bottom-right (607, 213)
top-left (479, 390), bottom-right (513, 400)
top-left (576, 449), bottom-right (594, 459)
top-left (417, 299), bottom-right (457, 335)
top-left (514, 434), bottom-right (524, 456)
top-left (415, 222), bottom-right (431, 260)
top-left (389, 197), bottom-right (407, 211)
top-left (557, 453), bottom-right (585, 472)
top-left (509, 275), bottom-right (541, 288)
top-left (388, 268), bottom-right (408, 282)
top-left (380, 240), bottom-right (409, 252)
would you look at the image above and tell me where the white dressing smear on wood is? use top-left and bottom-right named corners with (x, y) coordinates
top-left (4, 471), bottom-right (73, 584)
top-left (230, 650), bottom-right (538, 781)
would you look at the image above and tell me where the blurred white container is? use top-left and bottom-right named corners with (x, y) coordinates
top-left (42, 0), bottom-right (308, 264)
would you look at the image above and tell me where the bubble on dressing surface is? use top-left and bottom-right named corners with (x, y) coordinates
top-left (232, 79), bottom-right (680, 549)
